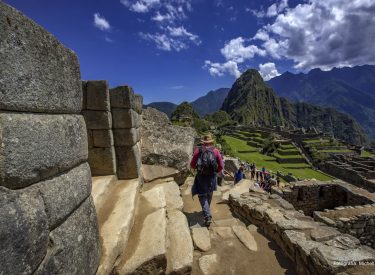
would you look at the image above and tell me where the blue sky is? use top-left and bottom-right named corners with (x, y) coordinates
top-left (5, 0), bottom-right (375, 104)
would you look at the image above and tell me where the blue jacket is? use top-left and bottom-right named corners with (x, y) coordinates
top-left (234, 170), bottom-right (244, 183)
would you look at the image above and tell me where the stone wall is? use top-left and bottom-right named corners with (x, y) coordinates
top-left (0, 2), bottom-right (100, 274)
top-left (314, 204), bottom-right (375, 248)
top-left (140, 107), bottom-right (196, 184)
top-left (110, 86), bottom-right (143, 179)
top-left (82, 80), bottom-right (116, 176)
top-left (322, 160), bottom-right (375, 192)
top-left (275, 181), bottom-right (373, 216)
top-left (229, 190), bottom-right (375, 275)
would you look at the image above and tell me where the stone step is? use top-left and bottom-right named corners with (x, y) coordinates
top-left (166, 210), bottom-right (194, 275)
top-left (91, 175), bottom-right (117, 214)
top-left (113, 208), bottom-right (168, 274)
top-left (142, 164), bottom-right (180, 183)
top-left (95, 178), bottom-right (141, 275)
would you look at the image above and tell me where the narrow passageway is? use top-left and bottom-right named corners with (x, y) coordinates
top-left (181, 179), bottom-right (297, 275)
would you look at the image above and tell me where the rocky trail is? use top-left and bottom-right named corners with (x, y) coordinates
top-left (181, 177), bottom-right (297, 275)
top-left (91, 171), bottom-right (297, 275)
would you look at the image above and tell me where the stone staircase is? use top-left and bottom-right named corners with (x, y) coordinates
top-left (91, 175), bottom-right (193, 275)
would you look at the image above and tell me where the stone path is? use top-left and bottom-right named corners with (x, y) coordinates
top-left (181, 177), bottom-right (297, 275)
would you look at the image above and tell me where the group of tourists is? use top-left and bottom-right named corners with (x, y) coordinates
top-left (233, 162), bottom-right (279, 192)
top-left (189, 133), bottom-right (280, 227)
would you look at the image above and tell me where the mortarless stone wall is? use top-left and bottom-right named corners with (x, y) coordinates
top-left (82, 80), bottom-right (117, 176)
top-left (0, 3), bottom-right (100, 274)
top-left (110, 86), bottom-right (143, 179)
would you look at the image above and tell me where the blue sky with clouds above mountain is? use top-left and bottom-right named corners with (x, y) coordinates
top-left (5, 0), bottom-right (375, 103)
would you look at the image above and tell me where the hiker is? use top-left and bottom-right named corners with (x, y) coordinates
top-left (276, 176), bottom-right (280, 187)
top-left (190, 134), bottom-right (223, 226)
top-left (262, 167), bottom-right (266, 180)
top-left (251, 163), bottom-right (256, 179)
top-left (234, 165), bottom-right (244, 184)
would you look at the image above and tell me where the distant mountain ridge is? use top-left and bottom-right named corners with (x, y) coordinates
top-left (267, 65), bottom-right (375, 138)
top-left (145, 88), bottom-right (229, 118)
top-left (191, 88), bottom-right (230, 116)
top-left (222, 69), bottom-right (369, 146)
top-left (145, 102), bottom-right (177, 118)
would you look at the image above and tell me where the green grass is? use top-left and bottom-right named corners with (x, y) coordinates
top-left (361, 150), bottom-right (374, 158)
top-left (278, 148), bottom-right (300, 154)
top-left (273, 153), bottom-right (305, 160)
top-left (303, 139), bottom-right (329, 144)
top-left (318, 149), bottom-right (353, 153)
top-left (280, 144), bottom-right (295, 149)
top-left (223, 135), bottom-right (334, 181)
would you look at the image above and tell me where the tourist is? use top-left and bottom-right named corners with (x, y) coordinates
top-left (234, 165), bottom-right (245, 184)
top-left (190, 134), bottom-right (223, 227)
top-left (251, 163), bottom-right (256, 179)
top-left (262, 166), bottom-right (266, 180)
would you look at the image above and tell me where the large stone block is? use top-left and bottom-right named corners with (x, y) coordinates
top-left (93, 129), bottom-right (114, 148)
top-left (0, 113), bottom-right (88, 189)
top-left (110, 86), bottom-right (135, 109)
top-left (134, 94), bottom-right (143, 114)
top-left (34, 197), bottom-right (100, 275)
top-left (82, 110), bottom-right (112, 130)
top-left (0, 2), bottom-right (81, 113)
top-left (112, 108), bottom-right (140, 129)
top-left (0, 187), bottom-right (49, 275)
top-left (113, 128), bottom-right (139, 146)
top-left (82, 81), bottom-right (88, 110)
top-left (86, 80), bottom-right (110, 111)
top-left (88, 147), bottom-right (116, 176)
top-left (116, 144), bottom-right (141, 179)
top-left (31, 162), bottom-right (92, 229)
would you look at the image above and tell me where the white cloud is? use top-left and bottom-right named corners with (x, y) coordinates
top-left (140, 32), bottom-right (188, 51)
top-left (122, 0), bottom-right (190, 23)
top-left (259, 62), bottom-right (280, 80)
top-left (123, 0), bottom-right (199, 52)
top-left (204, 60), bottom-right (241, 78)
top-left (105, 36), bottom-right (114, 43)
top-left (121, 0), bottom-right (160, 13)
top-left (259, 0), bottom-right (375, 70)
top-left (166, 26), bottom-right (201, 45)
top-left (204, 37), bottom-right (267, 78)
top-left (169, 85), bottom-right (185, 90)
top-left (220, 37), bottom-right (266, 63)
top-left (140, 25), bottom-right (200, 51)
top-left (266, 0), bottom-right (288, 17)
top-left (93, 13), bottom-right (110, 31)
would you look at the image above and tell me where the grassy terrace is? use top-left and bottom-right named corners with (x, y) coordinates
top-left (361, 150), bottom-right (374, 158)
top-left (303, 139), bottom-right (330, 144)
top-left (273, 153), bottom-right (305, 160)
top-left (223, 135), bottom-right (334, 181)
top-left (319, 149), bottom-right (353, 153)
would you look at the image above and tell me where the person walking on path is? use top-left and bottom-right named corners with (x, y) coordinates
top-left (234, 165), bottom-right (245, 184)
top-left (191, 134), bottom-right (223, 226)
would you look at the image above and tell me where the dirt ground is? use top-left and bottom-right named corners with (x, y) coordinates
top-left (182, 186), bottom-right (297, 275)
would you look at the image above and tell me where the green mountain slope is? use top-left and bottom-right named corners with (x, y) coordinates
top-left (222, 69), bottom-right (284, 126)
top-left (268, 65), bottom-right (375, 138)
top-left (222, 69), bottom-right (369, 146)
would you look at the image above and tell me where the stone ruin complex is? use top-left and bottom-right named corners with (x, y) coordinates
top-left (229, 188), bottom-right (375, 275)
top-left (322, 155), bottom-right (375, 192)
top-left (1, 2), bottom-right (375, 275)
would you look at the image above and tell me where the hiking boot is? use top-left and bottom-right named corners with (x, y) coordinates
top-left (204, 216), bottom-right (212, 227)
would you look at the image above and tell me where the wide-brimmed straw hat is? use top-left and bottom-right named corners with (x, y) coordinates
top-left (201, 134), bottom-right (214, 144)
